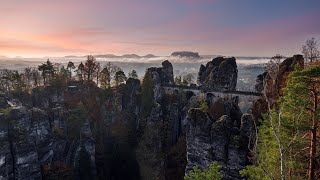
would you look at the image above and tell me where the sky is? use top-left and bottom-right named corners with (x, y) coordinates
top-left (0, 0), bottom-right (320, 58)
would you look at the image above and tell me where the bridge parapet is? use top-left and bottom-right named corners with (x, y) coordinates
top-left (162, 84), bottom-right (262, 97)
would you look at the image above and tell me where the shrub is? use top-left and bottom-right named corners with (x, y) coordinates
top-left (199, 99), bottom-right (208, 112)
top-left (185, 161), bottom-right (222, 180)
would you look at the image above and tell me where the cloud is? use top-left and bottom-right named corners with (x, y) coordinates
top-left (0, 0), bottom-right (319, 57)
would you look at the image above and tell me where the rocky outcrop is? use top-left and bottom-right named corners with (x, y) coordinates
top-left (255, 54), bottom-right (304, 95)
top-left (122, 78), bottom-right (141, 114)
top-left (277, 55), bottom-right (304, 93)
top-left (198, 57), bottom-right (238, 91)
top-left (0, 102), bottom-right (96, 179)
top-left (186, 109), bottom-right (255, 179)
top-left (184, 93), bottom-right (254, 180)
top-left (145, 60), bottom-right (174, 85)
top-left (0, 93), bottom-right (9, 109)
top-left (0, 113), bottom-right (14, 179)
top-left (253, 54), bottom-right (304, 120)
top-left (145, 60), bottom-right (174, 101)
top-left (161, 60), bottom-right (174, 85)
top-left (185, 108), bottom-right (213, 171)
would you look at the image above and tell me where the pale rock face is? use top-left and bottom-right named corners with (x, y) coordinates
top-left (185, 94), bottom-right (255, 180)
top-left (0, 100), bottom-right (96, 179)
top-left (198, 57), bottom-right (238, 91)
top-left (145, 60), bottom-right (174, 102)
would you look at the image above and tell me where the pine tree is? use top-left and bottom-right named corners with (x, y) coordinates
top-left (114, 70), bottom-right (127, 86)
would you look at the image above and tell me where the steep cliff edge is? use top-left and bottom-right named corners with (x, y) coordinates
top-left (186, 107), bottom-right (254, 179)
top-left (0, 87), bottom-right (96, 179)
top-left (253, 54), bottom-right (304, 119)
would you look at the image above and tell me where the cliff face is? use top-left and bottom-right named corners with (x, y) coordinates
top-left (136, 61), bottom-right (189, 180)
top-left (146, 60), bottom-right (174, 86)
top-left (185, 101), bottom-right (254, 180)
top-left (253, 55), bottom-right (304, 119)
top-left (198, 57), bottom-right (238, 91)
top-left (144, 60), bottom-right (174, 102)
top-left (255, 54), bottom-right (304, 95)
top-left (0, 87), bottom-right (96, 180)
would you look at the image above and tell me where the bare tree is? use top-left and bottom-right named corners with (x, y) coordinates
top-left (96, 62), bottom-right (101, 86)
top-left (265, 54), bottom-right (284, 97)
top-left (183, 73), bottom-right (194, 85)
top-left (100, 67), bottom-right (111, 89)
top-left (84, 55), bottom-right (98, 81)
top-left (100, 62), bottom-right (121, 88)
top-left (260, 56), bottom-right (305, 180)
top-left (302, 37), bottom-right (320, 64)
top-left (260, 56), bottom-right (285, 179)
top-left (23, 67), bottom-right (32, 88)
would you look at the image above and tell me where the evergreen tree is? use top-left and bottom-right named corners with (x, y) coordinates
top-left (100, 67), bottom-right (111, 89)
top-left (38, 59), bottom-right (54, 85)
top-left (114, 70), bottom-right (127, 86)
top-left (282, 66), bottom-right (320, 179)
top-left (185, 161), bottom-right (222, 180)
top-left (67, 61), bottom-right (76, 79)
top-left (241, 66), bottom-right (320, 180)
top-left (77, 62), bottom-right (85, 81)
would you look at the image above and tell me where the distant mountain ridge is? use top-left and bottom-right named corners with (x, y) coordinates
top-left (64, 54), bottom-right (158, 59)
top-left (0, 55), bottom-right (8, 59)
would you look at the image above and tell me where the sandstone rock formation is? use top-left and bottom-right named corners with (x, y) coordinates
top-left (198, 57), bottom-right (238, 91)
top-left (186, 107), bottom-right (255, 180)
top-left (253, 55), bottom-right (304, 120)
top-left (255, 54), bottom-right (304, 95)
top-left (146, 60), bottom-right (174, 85)
top-left (0, 87), bottom-right (96, 180)
top-left (145, 60), bottom-right (174, 101)
top-left (0, 58), bottom-right (262, 180)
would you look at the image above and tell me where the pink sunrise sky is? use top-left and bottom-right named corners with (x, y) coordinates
top-left (0, 0), bottom-right (319, 58)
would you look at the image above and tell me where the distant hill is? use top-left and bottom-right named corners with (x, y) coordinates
top-left (64, 55), bottom-right (80, 58)
top-left (121, 54), bottom-right (141, 58)
top-left (171, 51), bottom-right (200, 58)
top-left (0, 55), bottom-right (8, 59)
top-left (142, 54), bottom-right (157, 58)
top-left (63, 54), bottom-right (158, 59)
top-left (94, 54), bottom-right (119, 58)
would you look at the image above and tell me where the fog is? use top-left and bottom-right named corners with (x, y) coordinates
top-left (0, 56), bottom-right (266, 91)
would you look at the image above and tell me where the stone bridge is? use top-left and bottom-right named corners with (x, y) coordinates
top-left (162, 84), bottom-right (262, 97)
top-left (162, 84), bottom-right (262, 113)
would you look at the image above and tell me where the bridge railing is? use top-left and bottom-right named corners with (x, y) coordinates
top-left (161, 83), bottom-right (262, 96)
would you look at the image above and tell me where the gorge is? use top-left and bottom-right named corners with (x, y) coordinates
top-left (0, 55), bottom-right (305, 179)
